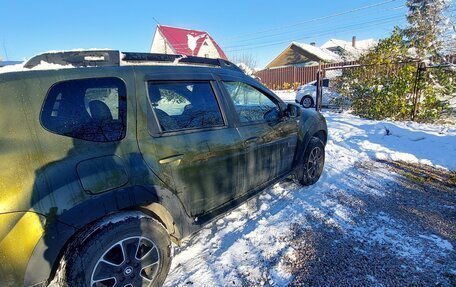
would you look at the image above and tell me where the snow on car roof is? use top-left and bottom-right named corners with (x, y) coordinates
top-left (0, 48), bottom-right (112, 74)
top-left (0, 49), bottom-right (241, 75)
top-left (0, 61), bottom-right (75, 74)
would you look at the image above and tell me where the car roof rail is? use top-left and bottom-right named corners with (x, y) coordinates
top-left (121, 52), bottom-right (243, 72)
top-left (24, 50), bottom-right (243, 72)
top-left (24, 50), bottom-right (120, 68)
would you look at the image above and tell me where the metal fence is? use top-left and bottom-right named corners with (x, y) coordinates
top-left (254, 61), bottom-right (357, 90)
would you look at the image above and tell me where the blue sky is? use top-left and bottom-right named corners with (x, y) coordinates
top-left (0, 0), bottom-right (415, 67)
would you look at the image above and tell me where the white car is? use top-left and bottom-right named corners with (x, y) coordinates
top-left (295, 79), bottom-right (341, 108)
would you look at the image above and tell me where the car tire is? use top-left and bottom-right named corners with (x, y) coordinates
top-left (300, 95), bottom-right (314, 108)
top-left (55, 213), bottom-right (172, 287)
top-left (299, 137), bottom-right (325, 186)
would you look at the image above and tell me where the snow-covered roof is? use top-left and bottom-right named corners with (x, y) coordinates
top-left (292, 42), bottom-right (342, 62)
top-left (321, 38), bottom-right (377, 60)
top-left (265, 42), bottom-right (342, 68)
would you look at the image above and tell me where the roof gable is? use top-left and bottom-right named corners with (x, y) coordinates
top-left (156, 25), bottom-right (227, 60)
top-left (266, 42), bottom-right (341, 68)
top-left (292, 42), bottom-right (341, 62)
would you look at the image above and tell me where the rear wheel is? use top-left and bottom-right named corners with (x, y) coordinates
top-left (299, 137), bottom-right (325, 186)
top-left (300, 95), bottom-right (314, 108)
top-left (56, 213), bottom-right (172, 287)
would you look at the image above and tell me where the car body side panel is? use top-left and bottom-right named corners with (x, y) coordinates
top-left (294, 109), bottom-right (328, 167)
top-left (0, 74), bottom-right (48, 215)
top-left (28, 68), bottom-right (138, 218)
top-left (1, 67), bottom-right (147, 287)
top-left (23, 217), bottom-right (76, 287)
top-left (230, 120), bottom-right (298, 194)
top-left (0, 67), bottom-right (139, 216)
top-left (136, 128), bottom-right (245, 217)
top-left (134, 67), bottom-right (247, 217)
top-left (76, 155), bottom-right (129, 194)
top-left (0, 212), bottom-right (45, 286)
top-left (216, 73), bottom-right (299, 195)
top-left (0, 74), bottom-right (53, 287)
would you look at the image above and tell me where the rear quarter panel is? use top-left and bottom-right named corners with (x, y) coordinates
top-left (0, 72), bottom-right (52, 286)
top-left (0, 67), bottom-right (142, 286)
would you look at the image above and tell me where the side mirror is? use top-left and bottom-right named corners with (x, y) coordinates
top-left (286, 103), bottom-right (302, 117)
top-left (278, 102), bottom-right (287, 117)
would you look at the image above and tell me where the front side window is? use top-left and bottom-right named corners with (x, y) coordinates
top-left (223, 81), bottom-right (280, 123)
top-left (41, 77), bottom-right (127, 142)
top-left (148, 81), bottom-right (224, 132)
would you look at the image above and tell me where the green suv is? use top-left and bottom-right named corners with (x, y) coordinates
top-left (0, 50), bottom-right (327, 287)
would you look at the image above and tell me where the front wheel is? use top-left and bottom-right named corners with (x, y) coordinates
top-left (55, 213), bottom-right (172, 287)
top-left (299, 137), bottom-right (325, 186)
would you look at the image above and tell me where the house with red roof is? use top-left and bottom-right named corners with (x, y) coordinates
top-left (150, 25), bottom-right (227, 60)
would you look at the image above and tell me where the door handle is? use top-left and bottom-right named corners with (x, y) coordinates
top-left (159, 154), bottom-right (184, 164)
top-left (244, 136), bottom-right (259, 145)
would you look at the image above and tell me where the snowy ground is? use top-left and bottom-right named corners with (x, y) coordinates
top-left (163, 109), bottom-right (456, 287)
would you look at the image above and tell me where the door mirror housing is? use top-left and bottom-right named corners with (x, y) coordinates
top-left (286, 103), bottom-right (302, 117)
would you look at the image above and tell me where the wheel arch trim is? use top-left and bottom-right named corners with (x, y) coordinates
top-left (294, 109), bottom-right (327, 167)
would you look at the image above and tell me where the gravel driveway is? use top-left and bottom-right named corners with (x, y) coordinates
top-left (283, 160), bottom-right (455, 287)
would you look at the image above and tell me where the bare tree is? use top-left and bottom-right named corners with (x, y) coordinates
top-left (230, 53), bottom-right (258, 71)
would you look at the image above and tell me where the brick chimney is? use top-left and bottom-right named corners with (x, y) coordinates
top-left (310, 42), bottom-right (316, 46)
top-left (352, 36), bottom-right (356, 48)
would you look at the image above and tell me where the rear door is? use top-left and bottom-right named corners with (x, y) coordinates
top-left (136, 71), bottom-right (244, 217)
top-left (219, 76), bottom-right (298, 195)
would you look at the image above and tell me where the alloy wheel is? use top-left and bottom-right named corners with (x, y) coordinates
top-left (306, 146), bottom-right (323, 179)
top-left (91, 236), bottom-right (160, 287)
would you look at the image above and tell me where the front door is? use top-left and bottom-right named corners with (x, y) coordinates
top-left (221, 80), bottom-right (298, 195)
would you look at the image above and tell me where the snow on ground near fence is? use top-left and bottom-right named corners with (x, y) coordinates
top-left (325, 110), bottom-right (456, 170)
top-left (274, 90), bottom-right (455, 170)
top-left (164, 107), bottom-right (455, 286)
top-left (273, 90), bottom-right (296, 102)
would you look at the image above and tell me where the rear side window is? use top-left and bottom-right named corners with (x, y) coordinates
top-left (41, 77), bottom-right (127, 142)
top-left (148, 81), bottom-right (224, 132)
